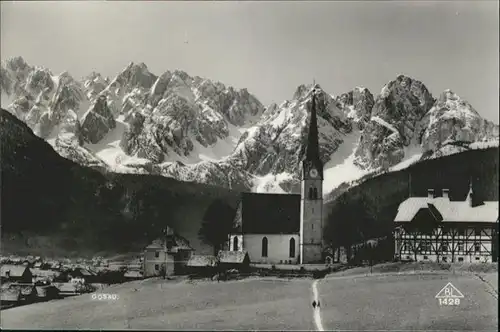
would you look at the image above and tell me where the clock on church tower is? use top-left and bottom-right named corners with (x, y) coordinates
top-left (299, 88), bottom-right (324, 264)
top-left (309, 168), bottom-right (319, 178)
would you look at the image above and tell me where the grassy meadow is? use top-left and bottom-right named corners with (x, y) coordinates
top-left (0, 278), bottom-right (314, 330)
top-left (318, 272), bottom-right (498, 331)
top-left (1, 264), bottom-right (497, 330)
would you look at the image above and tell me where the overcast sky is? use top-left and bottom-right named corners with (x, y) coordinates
top-left (1, 1), bottom-right (498, 122)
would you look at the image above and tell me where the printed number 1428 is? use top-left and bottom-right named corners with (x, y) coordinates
top-left (438, 298), bottom-right (460, 306)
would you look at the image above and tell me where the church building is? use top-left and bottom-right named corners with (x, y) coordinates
top-left (226, 86), bottom-right (325, 265)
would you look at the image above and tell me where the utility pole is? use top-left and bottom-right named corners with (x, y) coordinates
top-left (162, 227), bottom-right (167, 279)
top-left (369, 242), bottom-right (373, 274)
top-left (409, 172), bottom-right (412, 197)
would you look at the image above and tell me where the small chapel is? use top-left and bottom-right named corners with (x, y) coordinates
top-left (226, 86), bottom-right (325, 265)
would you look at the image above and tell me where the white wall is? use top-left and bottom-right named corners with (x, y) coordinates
top-left (143, 249), bottom-right (174, 276)
top-left (228, 234), bottom-right (244, 252)
top-left (400, 253), bottom-right (493, 263)
top-left (243, 234), bottom-right (300, 264)
top-left (395, 227), bottom-right (495, 264)
top-left (300, 178), bottom-right (324, 264)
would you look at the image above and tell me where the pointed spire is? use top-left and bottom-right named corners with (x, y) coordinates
top-left (305, 90), bottom-right (320, 162)
top-left (302, 87), bottom-right (323, 179)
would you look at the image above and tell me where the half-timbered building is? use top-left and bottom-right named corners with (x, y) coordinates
top-left (394, 185), bottom-right (499, 263)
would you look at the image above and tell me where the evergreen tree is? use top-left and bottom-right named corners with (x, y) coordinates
top-left (198, 199), bottom-right (236, 255)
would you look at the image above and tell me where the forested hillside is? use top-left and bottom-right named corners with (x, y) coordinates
top-left (324, 145), bottom-right (499, 250)
top-left (1, 107), bottom-right (498, 259)
top-left (0, 108), bottom-right (239, 256)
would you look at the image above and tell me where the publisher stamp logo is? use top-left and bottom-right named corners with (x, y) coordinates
top-left (435, 282), bottom-right (464, 306)
top-left (91, 293), bottom-right (119, 301)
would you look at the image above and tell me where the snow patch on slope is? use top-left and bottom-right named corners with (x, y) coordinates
top-left (0, 93), bottom-right (14, 109)
top-left (470, 140), bottom-right (499, 149)
top-left (323, 130), bottom-right (368, 195)
top-left (84, 115), bottom-right (149, 170)
top-left (253, 172), bottom-right (294, 193)
top-left (371, 115), bottom-right (399, 133)
top-left (390, 143), bottom-right (423, 172)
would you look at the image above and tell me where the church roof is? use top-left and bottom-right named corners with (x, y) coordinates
top-left (240, 192), bottom-right (301, 234)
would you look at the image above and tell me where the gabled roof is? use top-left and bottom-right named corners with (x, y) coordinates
top-left (0, 265), bottom-right (31, 277)
top-left (8, 283), bottom-right (37, 296)
top-left (54, 283), bottom-right (78, 293)
top-left (0, 288), bottom-right (21, 301)
top-left (239, 192), bottom-right (301, 234)
top-left (187, 255), bottom-right (217, 267)
top-left (217, 250), bottom-right (249, 264)
top-left (145, 242), bottom-right (164, 250)
top-left (35, 285), bottom-right (59, 297)
top-left (1, 282), bottom-right (13, 289)
top-left (76, 268), bottom-right (96, 277)
top-left (31, 269), bottom-right (61, 279)
top-left (395, 197), bottom-right (498, 223)
top-left (145, 233), bottom-right (193, 251)
top-left (426, 203), bottom-right (443, 221)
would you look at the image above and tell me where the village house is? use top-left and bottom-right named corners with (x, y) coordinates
top-left (40, 260), bottom-right (57, 270)
top-left (67, 267), bottom-right (98, 284)
top-left (124, 270), bottom-right (144, 281)
top-left (53, 282), bottom-right (79, 296)
top-left (33, 261), bottom-right (51, 270)
top-left (186, 255), bottom-right (217, 276)
top-left (6, 283), bottom-right (38, 304)
top-left (227, 87), bottom-right (326, 265)
top-left (8, 257), bottom-right (23, 265)
top-left (0, 265), bottom-right (33, 283)
top-left (143, 226), bottom-right (194, 277)
top-left (217, 250), bottom-right (250, 272)
top-left (22, 257), bottom-right (37, 268)
top-left (31, 269), bottom-right (61, 283)
top-left (394, 184), bottom-right (499, 263)
top-left (35, 284), bottom-right (60, 301)
top-left (1, 287), bottom-right (22, 307)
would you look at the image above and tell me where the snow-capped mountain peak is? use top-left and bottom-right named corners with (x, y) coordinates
top-left (1, 59), bottom-right (498, 195)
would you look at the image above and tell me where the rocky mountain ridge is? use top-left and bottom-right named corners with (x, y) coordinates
top-left (1, 57), bottom-right (498, 194)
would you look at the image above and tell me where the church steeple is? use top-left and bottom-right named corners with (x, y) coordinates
top-left (303, 87), bottom-right (323, 179)
top-left (299, 85), bottom-right (325, 264)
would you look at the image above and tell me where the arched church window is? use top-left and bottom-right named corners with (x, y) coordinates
top-left (262, 237), bottom-right (268, 257)
top-left (313, 188), bottom-right (318, 199)
top-left (233, 236), bottom-right (239, 251)
top-left (289, 238), bottom-right (295, 258)
top-left (309, 187), bottom-right (314, 200)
